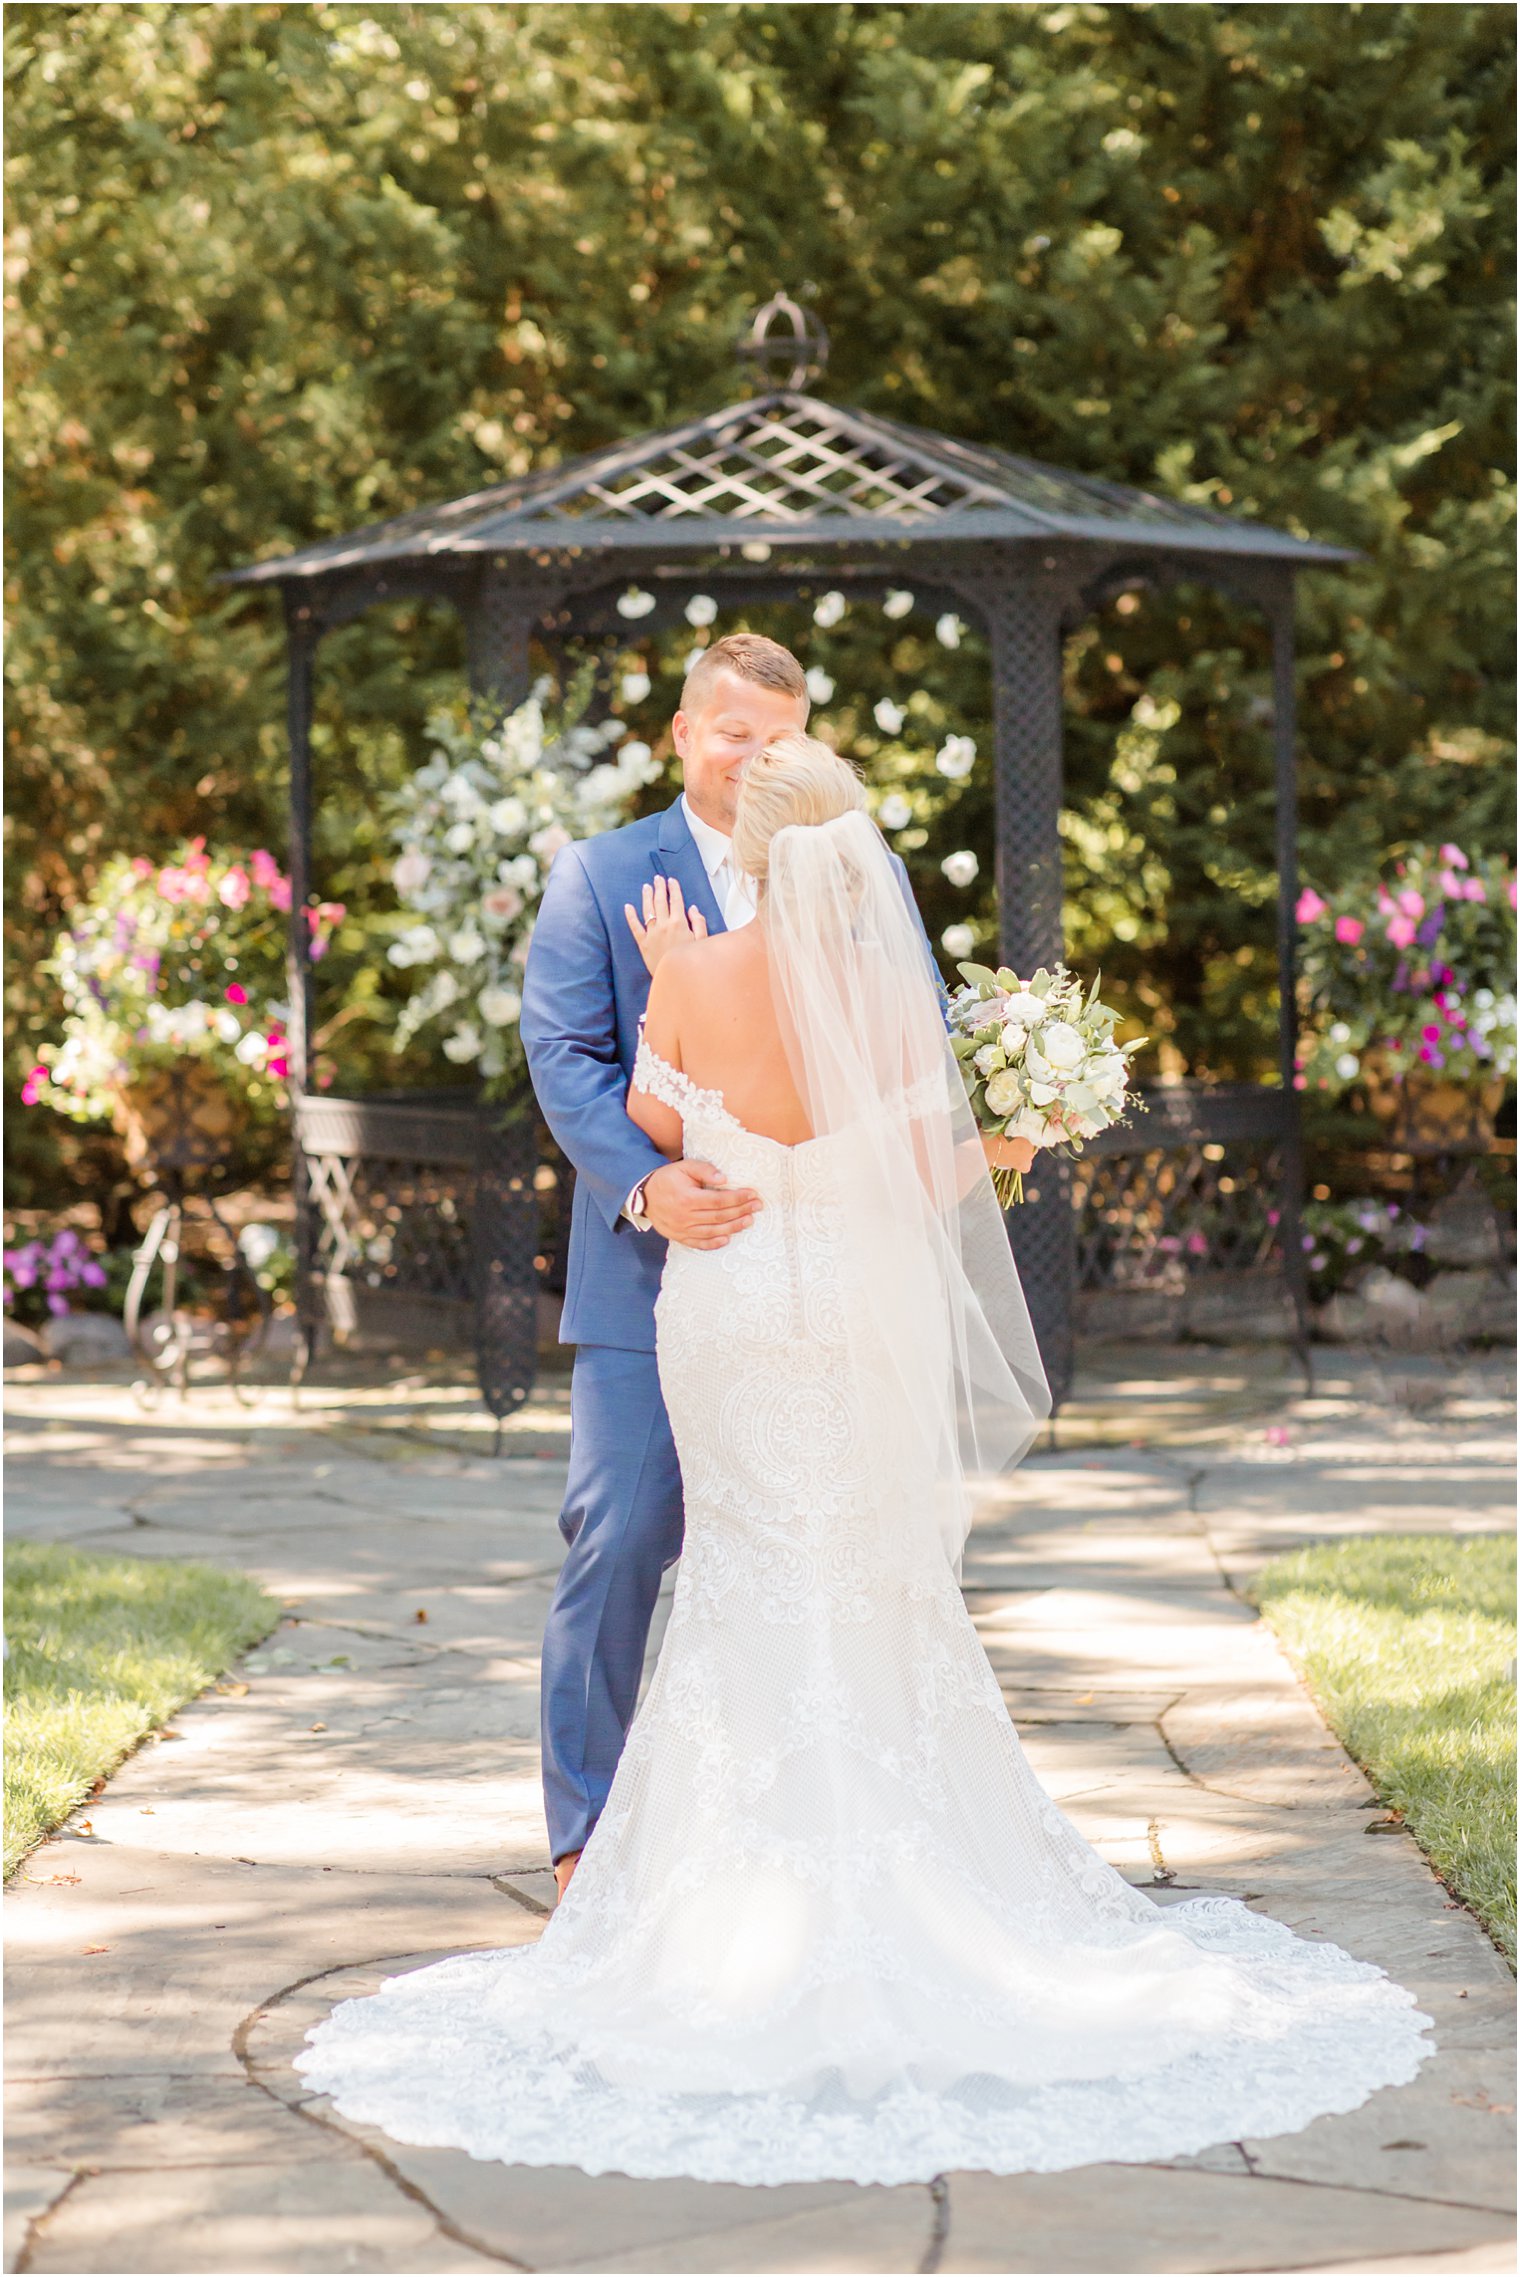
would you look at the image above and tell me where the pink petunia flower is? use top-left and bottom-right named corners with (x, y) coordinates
top-left (225, 983), bottom-right (248, 1006)
top-left (1396, 889), bottom-right (1425, 919)
top-left (1421, 1023), bottom-right (1442, 1043)
top-left (20, 1065), bottom-right (47, 1105)
top-left (218, 868), bottom-right (251, 910)
top-left (1463, 877), bottom-right (1488, 903)
top-left (1385, 915), bottom-right (1417, 949)
top-left (1439, 843), bottom-right (1469, 869)
top-left (1295, 888), bottom-right (1327, 923)
top-left (1334, 915), bottom-right (1364, 945)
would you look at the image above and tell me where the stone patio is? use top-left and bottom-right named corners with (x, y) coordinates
top-left (4, 1344), bottom-right (1514, 2275)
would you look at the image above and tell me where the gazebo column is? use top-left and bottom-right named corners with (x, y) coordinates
top-left (983, 564), bottom-right (1075, 1407)
top-left (282, 591), bottom-right (321, 1372)
top-left (1267, 571), bottom-right (1311, 1358)
top-left (468, 560), bottom-right (542, 708)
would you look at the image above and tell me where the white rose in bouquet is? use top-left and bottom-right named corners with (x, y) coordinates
top-left (983, 1070), bottom-right (1023, 1118)
top-left (1041, 1021), bottom-right (1086, 1069)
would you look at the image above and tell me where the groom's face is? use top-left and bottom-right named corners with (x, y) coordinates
top-left (672, 668), bottom-right (809, 834)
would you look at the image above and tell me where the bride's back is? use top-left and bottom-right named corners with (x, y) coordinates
top-left (652, 928), bottom-right (815, 1148)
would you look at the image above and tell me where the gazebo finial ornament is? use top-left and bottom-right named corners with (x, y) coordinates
top-left (735, 290), bottom-right (830, 391)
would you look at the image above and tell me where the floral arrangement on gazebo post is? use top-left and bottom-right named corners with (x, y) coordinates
top-left (383, 668), bottom-right (661, 1092)
top-left (1296, 842), bottom-right (1516, 1144)
top-left (25, 839), bottom-right (342, 1167)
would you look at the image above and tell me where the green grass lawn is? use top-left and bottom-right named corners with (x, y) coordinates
top-left (1251, 1533), bottom-right (1517, 1964)
top-left (4, 1539), bottom-right (279, 1878)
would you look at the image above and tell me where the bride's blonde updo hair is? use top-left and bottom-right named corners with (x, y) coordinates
top-left (731, 730), bottom-right (867, 893)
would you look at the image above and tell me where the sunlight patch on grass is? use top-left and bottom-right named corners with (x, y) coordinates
top-left (1251, 1534), bottom-right (1516, 1964)
top-left (4, 1539), bottom-right (278, 1877)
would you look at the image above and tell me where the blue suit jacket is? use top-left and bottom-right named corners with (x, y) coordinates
top-left (520, 794), bottom-right (942, 1352)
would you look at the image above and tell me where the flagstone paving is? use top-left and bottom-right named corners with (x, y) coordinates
top-left (4, 1345), bottom-right (1514, 2275)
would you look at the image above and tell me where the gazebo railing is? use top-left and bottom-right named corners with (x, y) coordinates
top-left (294, 1092), bottom-right (540, 1422)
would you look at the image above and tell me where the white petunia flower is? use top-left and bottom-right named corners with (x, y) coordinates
top-left (684, 593), bottom-right (717, 626)
top-left (882, 589), bottom-right (914, 620)
top-left (941, 923), bottom-right (977, 960)
top-left (393, 848), bottom-right (432, 895)
top-left (488, 796), bottom-right (527, 836)
top-left (234, 1029), bottom-right (268, 1067)
top-left (620, 670), bottom-right (652, 704)
top-left (941, 850), bottom-right (979, 888)
top-left (936, 612), bottom-right (964, 648)
top-left (617, 588), bottom-right (656, 619)
top-left (876, 793), bottom-right (913, 831)
top-left (442, 1024), bottom-right (483, 1063)
top-left (445, 822), bottom-right (476, 854)
top-left (447, 925), bottom-right (486, 965)
top-left (935, 735), bottom-right (976, 780)
top-left (805, 668), bottom-right (835, 704)
top-left (873, 698), bottom-right (905, 735)
top-left (1335, 1052), bottom-right (1360, 1081)
top-left (813, 590), bottom-right (847, 628)
top-left (213, 1007), bottom-right (242, 1044)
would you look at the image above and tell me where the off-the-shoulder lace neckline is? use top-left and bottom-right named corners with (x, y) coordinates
top-left (633, 1035), bottom-right (826, 1156)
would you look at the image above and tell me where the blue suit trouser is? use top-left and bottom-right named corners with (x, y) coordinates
top-left (540, 1343), bottom-right (685, 1864)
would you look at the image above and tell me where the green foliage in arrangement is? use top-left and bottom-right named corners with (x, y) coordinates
top-left (7, 3), bottom-right (1514, 1204)
top-left (3, 1539), bottom-right (279, 1878)
top-left (1252, 1534), bottom-right (1517, 1964)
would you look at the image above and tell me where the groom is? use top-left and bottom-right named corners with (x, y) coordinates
top-left (521, 632), bottom-right (939, 1897)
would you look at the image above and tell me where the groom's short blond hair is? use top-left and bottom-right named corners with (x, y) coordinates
top-left (680, 633), bottom-right (809, 718)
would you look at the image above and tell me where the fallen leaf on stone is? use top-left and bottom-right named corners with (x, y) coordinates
top-left (158, 1728), bottom-right (183, 1740)
top-left (139, 1808), bottom-right (155, 1816)
top-left (1075, 1693), bottom-right (1095, 1705)
top-left (218, 1681), bottom-right (250, 1697)
top-left (42, 1872), bottom-right (81, 1886)
top-left (82, 1945), bottom-right (109, 1955)
top-left (1365, 1812), bottom-right (1405, 1832)
top-left (414, 1609), bottom-right (429, 1623)
top-left (75, 1821), bottom-right (94, 1837)
top-left (310, 1722), bottom-right (327, 1732)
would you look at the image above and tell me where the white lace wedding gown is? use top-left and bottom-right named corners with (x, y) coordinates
top-left (293, 1040), bottom-right (1433, 2185)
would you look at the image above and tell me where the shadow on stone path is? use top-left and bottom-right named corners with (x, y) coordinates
top-left (4, 1345), bottom-right (1514, 2275)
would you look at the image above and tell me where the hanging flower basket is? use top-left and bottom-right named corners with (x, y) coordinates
top-left (1358, 1056), bottom-right (1507, 1153)
top-left (109, 1058), bottom-right (244, 1176)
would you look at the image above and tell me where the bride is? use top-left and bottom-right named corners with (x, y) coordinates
top-left (294, 731), bottom-right (1431, 2186)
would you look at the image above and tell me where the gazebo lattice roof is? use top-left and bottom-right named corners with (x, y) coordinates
top-left (224, 389), bottom-right (1354, 582)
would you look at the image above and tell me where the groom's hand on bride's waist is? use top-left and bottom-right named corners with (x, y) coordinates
top-left (642, 1160), bottom-right (761, 1250)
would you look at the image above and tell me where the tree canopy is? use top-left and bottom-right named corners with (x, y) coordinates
top-left (6, 2), bottom-right (1513, 1200)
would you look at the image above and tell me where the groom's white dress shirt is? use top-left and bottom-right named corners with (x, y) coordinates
top-left (623, 796), bottom-right (755, 1229)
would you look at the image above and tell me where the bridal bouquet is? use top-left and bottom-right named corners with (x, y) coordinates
top-left (948, 960), bottom-right (1142, 1206)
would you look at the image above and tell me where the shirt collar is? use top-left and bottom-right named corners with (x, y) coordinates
top-left (680, 793), bottom-right (734, 881)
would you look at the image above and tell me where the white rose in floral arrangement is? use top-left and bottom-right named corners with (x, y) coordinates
top-left (972, 1042), bottom-right (1005, 1076)
top-left (478, 985), bottom-right (522, 1028)
top-left (983, 1070), bottom-right (1024, 1118)
top-left (1000, 1021), bottom-right (1027, 1057)
top-left (1003, 991), bottom-right (1045, 1024)
top-left (388, 671), bottom-right (654, 1089)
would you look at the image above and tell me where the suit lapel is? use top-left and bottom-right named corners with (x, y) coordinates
top-left (652, 796), bottom-right (726, 936)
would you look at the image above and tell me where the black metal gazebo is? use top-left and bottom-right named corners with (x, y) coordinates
top-left (225, 299), bottom-right (1356, 1408)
